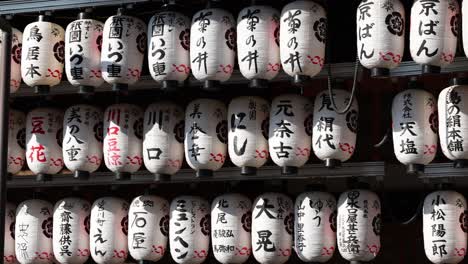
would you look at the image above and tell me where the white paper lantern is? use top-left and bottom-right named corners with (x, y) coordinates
top-left (53, 197), bottom-right (91, 264)
top-left (211, 193), bottom-right (252, 264)
top-left (169, 196), bottom-right (210, 264)
top-left (21, 16), bottom-right (65, 93)
top-left (410, 0), bottom-right (459, 73)
top-left (148, 8), bottom-right (191, 89)
top-left (90, 197), bottom-right (129, 264)
top-left (295, 191), bottom-right (337, 263)
top-left (392, 87), bottom-right (438, 173)
top-left (101, 10), bottom-right (147, 90)
top-left (252, 192), bottom-right (293, 264)
top-left (15, 199), bottom-right (54, 264)
top-left (356, 0), bottom-right (405, 77)
top-left (280, 1), bottom-right (326, 83)
top-left (423, 190), bottom-right (467, 264)
top-left (190, 7), bottom-right (236, 90)
top-left (337, 189), bottom-right (381, 262)
top-left (103, 104), bottom-right (143, 178)
top-left (184, 98), bottom-right (227, 177)
top-left (128, 195), bottom-right (169, 262)
top-left (4, 202), bottom-right (16, 264)
top-left (463, 0), bottom-right (468, 58)
top-left (237, 5), bottom-right (280, 88)
top-left (65, 13), bottom-right (104, 93)
top-left (269, 94), bottom-right (312, 174)
top-left (143, 102), bottom-right (184, 179)
top-left (312, 89), bottom-right (358, 167)
top-left (26, 107), bottom-right (64, 177)
top-left (2, 27), bottom-right (23, 93)
top-left (8, 109), bottom-right (25, 175)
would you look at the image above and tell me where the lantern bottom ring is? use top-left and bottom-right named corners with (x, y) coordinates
top-left (78, 85), bottom-right (95, 95)
top-left (161, 80), bottom-right (179, 92)
top-left (350, 261), bottom-right (364, 264)
top-left (154, 173), bottom-right (170, 182)
top-left (114, 171), bottom-right (131, 181)
top-left (241, 166), bottom-right (257, 176)
top-left (203, 80), bottom-right (221, 91)
top-left (453, 159), bottom-right (468, 168)
top-left (370, 68), bottom-right (390, 78)
top-left (112, 83), bottom-right (129, 93)
top-left (196, 169), bottom-right (213, 178)
top-left (293, 74), bottom-right (311, 86)
top-left (138, 260), bottom-right (157, 264)
top-left (36, 173), bottom-right (51, 182)
top-left (34, 85), bottom-right (50, 95)
top-left (406, 163), bottom-right (425, 175)
top-left (325, 158), bottom-right (341, 169)
top-left (422, 64), bottom-right (441, 75)
top-left (450, 77), bottom-right (468, 86)
top-left (249, 78), bottom-right (268, 89)
top-left (281, 166), bottom-right (298, 175)
top-left (74, 170), bottom-right (90, 180)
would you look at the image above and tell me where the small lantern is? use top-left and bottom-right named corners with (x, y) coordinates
top-left (410, 0), bottom-right (459, 74)
top-left (103, 104), bottom-right (143, 180)
top-left (295, 191), bottom-right (337, 263)
top-left (128, 195), bottom-right (169, 262)
top-left (356, 0), bottom-right (405, 77)
top-left (423, 190), bottom-right (467, 264)
top-left (143, 102), bottom-right (185, 180)
top-left (63, 104), bottom-right (103, 179)
top-left (90, 197), bottom-right (129, 264)
top-left (4, 202), bottom-right (16, 264)
top-left (337, 189), bottom-right (381, 262)
top-left (312, 89), bottom-right (358, 168)
top-left (5, 28), bottom-right (22, 93)
top-left (169, 195), bottom-right (210, 264)
top-left (15, 199), bottom-right (54, 264)
top-left (65, 12), bottom-right (104, 93)
top-left (21, 15), bottom-right (65, 94)
top-left (228, 96), bottom-right (270, 175)
top-left (8, 109), bottom-right (25, 175)
top-left (211, 193), bottom-right (252, 264)
top-left (184, 98), bottom-right (227, 177)
top-left (53, 197), bottom-right (91, 264)
top-left (269, 94), bottom-right (312, 174)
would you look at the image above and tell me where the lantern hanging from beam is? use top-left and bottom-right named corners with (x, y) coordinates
top-left (4, 27), bottom-right (22, 93)
top-left (8, 109), bottom-right (25, 175)
top-left (4, 202), bottom-right (16, 264)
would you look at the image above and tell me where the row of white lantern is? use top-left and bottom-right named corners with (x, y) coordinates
top-left (4, 190), bottom-right (381, 264)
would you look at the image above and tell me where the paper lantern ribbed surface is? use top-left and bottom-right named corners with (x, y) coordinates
top-left (356, 0), bottom-right (405, 73)
top-left (4, 202), bottom-right (16, 263)
top-left (53, 197), bottom-right (91, 264)
top-left (15, 199), bottom-right (54, 264)
top-left (228, 96), bottom-right (270, 172)
top-left (143, 102), bottom-right (185, 176)
top-left (148, 10), bottom-right (191, 83)
top-left (90, 197), bottom-right (129, 264)
top-left (295, 191), bottom-right (337, 263)
top-left (65, 17), bottom-right (104, 89)
top-left (312, 90), bottom-right (358, 165)
top-left (8, 109), bottom-right (25, 175)
top-left (169, 196), bottom-right (210, 264)
top-left (103, 104), bottom-right (143, 174)
top-left (463, 0), bottom-right (468, 58)
top-left (21, 20), bottom-right (65, 88)
top-left (63, 104), bottom-right (103, 175)
top-left (337, 189), bottom-right (381, 262)
top-left (101, 14), bottom-right (147, 87)
top-left (190, 8), bottom-right (236, 83)
top-left (184, 99), bottom-right (227, 174)
top-left (211, 193), bottom-right (252, 264)
top-left (410, 0), bottom-right (459, 70)
top-left (269, 94), bottom-right (312, 172)
top-left (128, 195), bottom-right (169, 262)
top-left (3, 28), bottom-right (23, 93)
top-left (392, 89), bottom-right (438, 169)
top-left (280, 1), bottom-right (326, 80)
top-left (26, 107), bottom-right (64, 175)
top-left (423, 191), bottom-right (468, 264)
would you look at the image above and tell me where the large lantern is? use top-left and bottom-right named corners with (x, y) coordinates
top-left (101, 9), bottom-right (147, 91)
top-left (410, 0), bottom-right (459, 74)
top-left (392, 85), bottom-right (438, 174)
top-left (280, 1), bottom-right (326, 84)
top-left (169, 196), bottom-right (210, 264)
top-left (90, 197), bottom-right (129, 264)
top-left (4, 27), bottom-right (22, 93)
top-left (21, 15), bottom-right (65, 94)
top-left (143, 102), bottom-right (185, 180)
top-left (295, 191), bottom-right (337, 263)
top-left (211, 193), bottom-right (252, 264)
top-left (337, 189), bottom-right (381, 262)
top-left (423, 190), bottom-right (467, 264)
top-left (103, 104), bottom-right (143, 179)
top-left (184, 98), bottom-right (227, 177)
top-left (26, 107), bottom-right (64, 180)
top-left (65, 12), bottom-right (104, 93)
top-left (237, 5), bottom-right (280, 88)
top-left (128, 195), bottom-right (169, 262)
top-left (190, 4), bottom-right (236, 90)
top-left (269, 94), bottom-right (312, 174)
top-left (228, 96), bottom-right (270, 175)
top-left (63, 104), bottom-right (103, 178)
top-left (53, 197), bottom-right (91, 264)
top-left (4, 203), bottom-right (16, 264)
top-left (8, 109), bottom-right (25, 175)
top-left (15, 199), bottom-right (54, 264)
top-left (312, 89), bottom-right (358, 168)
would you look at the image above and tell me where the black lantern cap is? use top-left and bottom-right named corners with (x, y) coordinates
top-left (154, 173), bottom-right (171, 182)
top-left (454, 159), bottom-right (468, 168)
top-left (249, 79), bottom-right (269, 89)
top-left (34, 85), bottom-right (50, 95)
top-left (281, 166), bottom-right (298, 175)
top-left (422, 64), bottom-right (441, 75)
top-left (406, 163), bottom-right (425, 175)
top-left (371, 67), bottom-right (390, 78)
top-left (38, 12), bottom-right (52, 22)
top-left (74, 170), bottom-right (90, 180)
top-left (325, 158), bottom-right (341, 169)
top-left (77, 9), bottom-right (93, 20)
top-left (36, 173), bottom-right (51, 182)
top-left (450, 77), bottom-right (468, 86)
top-left (197, 169), bottom-right (213, 178)
top-left (241, 166), bottom-right (257, 176)
top-left (115, 171), bottom-right (131, 181)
